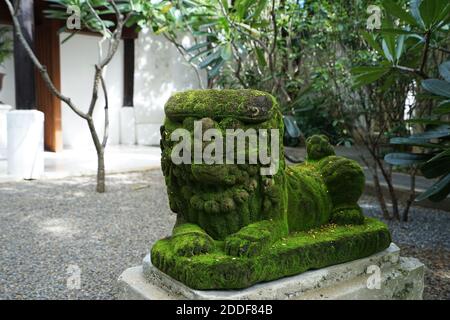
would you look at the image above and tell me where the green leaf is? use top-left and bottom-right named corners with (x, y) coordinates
top-left (390, 137), bottom-right (439, 149)
top-left (188, 48), bottom-right (213, 63)
top-left (235, 0), bottom-right (253, 20)
top-left (428, 182), bottom-right (450, 202)
top-left (396, 35), bottom-right (405, 61)
top-left (438, 61), bottom-right (450, 82)
top-left (436, 3), bottom-right (450, 28)
top-left (382, 0), bottom-right (420, 27)
top-left (409, 125), bottom-right (450, 140)
top-left (208, 59), bottom-right (225, 78)
top-left (422, 79), bottom-right (450, 98)
top-left (283, 116), bottom-right (301, 139)
top-left (252, 0), bottom-right (268, 21)
top-left (407, 119), bottom-right (450, 126)
top-left (199, 21), bottom-right (220, 29)
top-left (362, 31), bottom-right (383, 54)
top-left (417, 92), bottom-right (447, 101)
top-left (293, 105), bottom-right (315, 113)
top-left (220, 43), bottom-right (233, 61)
top-left (416, 173), bottom-right (450, 202)
top-left (186, 41), bottom-right (210, 52)
top-left (353, 66), bottom-right (390, 87)
top-left (161, 2), bottom-right (173, 14)
top-left (199, 50), bottom-right (221, 69)
top-left (434, 100), bottom-right (450, 114)
top-left (419, 0), bottom-right (448, 30)
top-left (381, 15), bottom-right (397, 62)
top-left (384, 152), bottom-right (430, 166)
top-left (382, 39), bottom-right (394, 62)
top-left (421, 156), bottom-right (450, 179)
top-left (255, 47), bottom-right (267, 68)
top-left (352, 66), bottom-right (388, 74)
top-left (379, 28), bottom-right (416, 35)
top-left (410, 0), bottom-right (425, 29)
top-left (428, 149), bottom-right (450, 163)
top-left (235, 22), bottom-right (261, 37)
top-left (419, 0), bottom-right (439, 28)
top-left (220, 0), bottom-right (229, 12)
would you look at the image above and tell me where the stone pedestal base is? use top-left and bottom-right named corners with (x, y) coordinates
top-left (7, 110), bottom-right (44, 179)
top-left (117, 243), bottom-right (424, 300)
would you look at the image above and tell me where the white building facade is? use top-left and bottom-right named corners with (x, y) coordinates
top-left (0, 25), bottom-right (204, 151)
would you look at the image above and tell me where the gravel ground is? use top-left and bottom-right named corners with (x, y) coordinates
top-left (0, 170), bottom-right (174, 300)
top-left (0, 170), bottom-right (448, 300)
top-left (360, 196), bottom-right (450, 300)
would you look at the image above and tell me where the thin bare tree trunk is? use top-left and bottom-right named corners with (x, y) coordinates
top-left (373, 171), bottom-right (391, 220)
top-left (372, 148), bottom-right (400, 220)
top-left (402, 167), bottom-right (418, 222)
top-left (97, 149), bottom-right (105, 193)
top-left (360, 153), bottom-right (391, 219)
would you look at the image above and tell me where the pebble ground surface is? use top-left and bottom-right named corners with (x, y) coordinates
top-left (0, 170), bottom-right (448, 299)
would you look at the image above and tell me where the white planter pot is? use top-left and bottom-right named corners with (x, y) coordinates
top-left (7, 110), bottom-right (44, 179)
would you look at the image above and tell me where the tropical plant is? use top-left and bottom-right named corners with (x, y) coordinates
top-left (385, 61), bottom-right (450, 204)
top-left (354, 0), bottom-right (450, 85)
top-left (128, 0), bottom-right (305, 144)
top-left (354, 0), bottom-right (449, 221)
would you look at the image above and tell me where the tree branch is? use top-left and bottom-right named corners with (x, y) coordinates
top-left (393, 65), bottom-right (428, 79)
top-left (5, 0), bottom-right (89, 120)
top-left (430, 44), bottom-right (450, 55)
top-left (88, 66), bottom-right (102, 116)
top-left (420, 31), bottom-right (431, 74)
top-left (163, 33), bottom-right (205, 89)
top-left (100, 73), bottom-right (109, 148)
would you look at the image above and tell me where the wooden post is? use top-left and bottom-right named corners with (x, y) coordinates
top-left (13, 0), bottom-right (36, 110)
top-left (123, 38), bottom-right (135, 107)
top-left (35, 16), bottom-right (62, 152)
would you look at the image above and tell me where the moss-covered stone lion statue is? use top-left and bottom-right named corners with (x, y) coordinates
top-left (151, 89), bottom-right (391, 290)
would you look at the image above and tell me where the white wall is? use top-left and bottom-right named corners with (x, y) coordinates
top-left (134, 28), bottom-right (205, 145)
top-left (0, 25), bottom-right (15, 107)
top-left (60, 32), bottom-right (123, 149)
top-left (2, 26), bottom-right (204, 150)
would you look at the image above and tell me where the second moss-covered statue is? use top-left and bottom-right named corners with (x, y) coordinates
top-left (152, 89), bottom-right (391, 290)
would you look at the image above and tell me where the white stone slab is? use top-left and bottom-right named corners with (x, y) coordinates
top-left (7, 110), bottom-right (44, 179)
top-left (117, 243), bottom-right (425, 300)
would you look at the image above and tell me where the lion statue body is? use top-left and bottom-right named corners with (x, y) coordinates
top-left (151, 89), bottom-right (390, 290)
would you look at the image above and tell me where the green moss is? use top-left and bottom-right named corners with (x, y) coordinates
top-left (317, 156), bottom-right (365, 207)
top-left (154, 90), bottom-right (391, 290)
top-left (306, 135), bottom-right (335, 161)
top-left (331, 206), bottom-right (365, 225)
top-left (285, 165), bottom-right (333, 232)
top-left (151, 218), bottom-right (391, 290)
top-left (224, 219), bottom-right (288, 258)
top-left (165, 89), bottom-right (275, 123)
